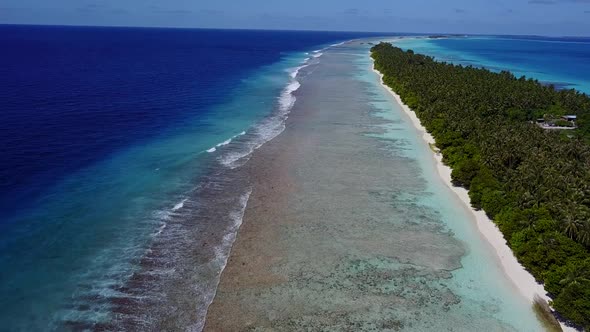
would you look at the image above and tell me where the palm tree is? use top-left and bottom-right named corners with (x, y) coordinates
top-left (563, 214), bottom-right (583, 240)
top-left (576, 224), bottom-right (590, 246)
top-left (560, 266), bottom-right (590, 287)
top-left (371, 41), bottom-right (590, 328)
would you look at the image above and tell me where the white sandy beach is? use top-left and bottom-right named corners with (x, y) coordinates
top-left (371, 60), bottom-right (575, 332)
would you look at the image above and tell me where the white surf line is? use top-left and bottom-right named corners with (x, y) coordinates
top-left (172, 198), bottom-right (188, 211)
top-left (310, 39), bottom-right (354, 58)
top-left (371, 56), bottom-right (576, 332)
top-left (218, 57), bottom-right (310, 169)
top-left (194, 188), bottom-right (252, 332)
top-left (217, 41), bottom-right (351, 168)
top-left (206, 131), bottom-right (247, 154)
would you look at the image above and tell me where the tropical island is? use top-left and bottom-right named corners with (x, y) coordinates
top-left (372, 42), bottom-right (590, 330)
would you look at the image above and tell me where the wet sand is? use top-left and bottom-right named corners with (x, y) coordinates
top-left (204, 42), bottom-right (543, 331)
top-left (373, 63), bottom-right (573, 332)
top-left (371, 64), bottom-right (549, 305)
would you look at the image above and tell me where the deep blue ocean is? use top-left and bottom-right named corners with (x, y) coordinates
top-left (1, 25), bottom-right (589, 330)
top-left (0, 25), bottom-right (386, 330)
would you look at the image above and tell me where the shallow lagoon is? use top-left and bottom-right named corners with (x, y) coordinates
top-left (395, 36), bottom-right (590, 94)
top-left (205, 40), bottom-right (544, 331)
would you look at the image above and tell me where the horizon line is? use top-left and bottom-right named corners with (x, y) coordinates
top-left (1, 23), bottom-right (590, 39)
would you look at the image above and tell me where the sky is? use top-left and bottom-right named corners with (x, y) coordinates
top-left (1, 0), bottom-right (589, 36)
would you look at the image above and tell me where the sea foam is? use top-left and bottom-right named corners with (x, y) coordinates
top-left (206, 131), bottom-right (247, 153)
top-left (172, 198), bottom-right (188, 211)
top-left (219, 59), bottom-right (311, 169)
top-left (193, 188), bottom-right (252, 332)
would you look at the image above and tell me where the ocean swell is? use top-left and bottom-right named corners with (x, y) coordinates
top-left (192, 188), bottom-right (252, 332)
top-left (74, 51), bottom-right (321, 331)
top-left (206, 131), bottom-right (246, 154)
top-left (73, 44), bottom-right (351, 330)
top-left (218, 58), bottom-right (312, 169)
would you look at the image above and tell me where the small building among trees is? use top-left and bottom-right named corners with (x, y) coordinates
top-left (562, 115), bottom-right (577, 122)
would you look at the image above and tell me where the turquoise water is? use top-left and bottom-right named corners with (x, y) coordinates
top-left (2, 25), bottom-right (396, 330)
top-left (356, 42), bottom-right (544, 330)
top-left (2, 28), bottom-right (565, 330)
top-left (0, 44), bottom-right (313, 330)
top-left (394, 36), bottom-right (590, 94)
top-left (206, 40), bottom-right (545, 331)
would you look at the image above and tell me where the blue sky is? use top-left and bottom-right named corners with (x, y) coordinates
top-left (1, 0), bottom-right (589, 36)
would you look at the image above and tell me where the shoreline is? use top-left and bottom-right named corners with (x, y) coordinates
top-left (205, 41), bottom-right (560, 331)
top-left (371, 60), bottom-right (574, 332)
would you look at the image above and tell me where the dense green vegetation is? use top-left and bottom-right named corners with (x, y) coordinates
top-left (372, 42), bottom-right (590, 329)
